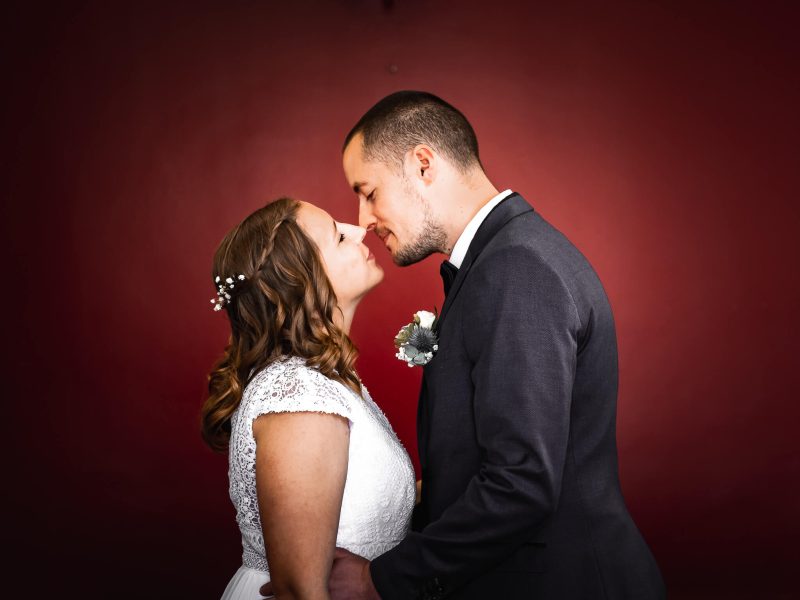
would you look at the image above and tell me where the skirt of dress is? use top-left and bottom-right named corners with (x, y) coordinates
top-left (221, 565), bottom-right (273, 600)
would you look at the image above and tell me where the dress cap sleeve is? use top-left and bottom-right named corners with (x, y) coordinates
top-left (245, 358), bottom-right (354, 424)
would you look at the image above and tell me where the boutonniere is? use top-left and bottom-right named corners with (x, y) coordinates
top-left (394, 310), bottom-right (439, 367)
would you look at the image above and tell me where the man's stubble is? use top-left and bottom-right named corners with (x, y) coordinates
top-left (393, 179), bottom-right (448, 267)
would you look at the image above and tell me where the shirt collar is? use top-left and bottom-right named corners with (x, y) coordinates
top-left (448, 189), bottom-right (514, 268)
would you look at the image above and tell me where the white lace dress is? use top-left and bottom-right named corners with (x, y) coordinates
top-left (220, 356), bottom-right (416, 600)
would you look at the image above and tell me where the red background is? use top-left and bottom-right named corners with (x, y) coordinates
top-left (3, 1), bottom-right (798, 598)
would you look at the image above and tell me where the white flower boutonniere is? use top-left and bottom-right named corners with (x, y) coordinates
top-left (394, 310), bottom-right (439, 367)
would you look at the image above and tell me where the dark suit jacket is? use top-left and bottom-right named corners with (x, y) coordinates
top-left (370, 193), bottom-right (665, 599)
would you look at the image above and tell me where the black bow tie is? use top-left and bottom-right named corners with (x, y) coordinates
top-left (440, 260), bottom-right (458, 296)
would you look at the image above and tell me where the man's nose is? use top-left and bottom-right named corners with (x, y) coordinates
top-left (358, 200), bottom-right (376, 231)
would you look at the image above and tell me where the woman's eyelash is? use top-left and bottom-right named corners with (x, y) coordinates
top-left (339, 232), bottom-right (345, 243)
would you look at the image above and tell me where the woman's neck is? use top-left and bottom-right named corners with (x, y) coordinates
top-left (334, 302), bottom-right (357, 335)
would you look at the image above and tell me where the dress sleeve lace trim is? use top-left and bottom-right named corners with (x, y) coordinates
top-left (243, 357), bottom-right (354, 424)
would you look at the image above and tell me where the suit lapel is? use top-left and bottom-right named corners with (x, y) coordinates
top-left (435, 193), bottom-right (533, 332)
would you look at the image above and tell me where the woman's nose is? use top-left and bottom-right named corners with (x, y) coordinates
top-left (346, 223), bottom-right (367, 243)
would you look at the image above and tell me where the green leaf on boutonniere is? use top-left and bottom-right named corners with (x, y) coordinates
top-left (394, 323), bottom-right (415, 348)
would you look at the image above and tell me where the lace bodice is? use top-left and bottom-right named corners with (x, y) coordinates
top-left (228, 356), bottom-right (416, 574)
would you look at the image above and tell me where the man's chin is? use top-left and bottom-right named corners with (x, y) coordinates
top-left (392, 248), bottom-right (431, 267)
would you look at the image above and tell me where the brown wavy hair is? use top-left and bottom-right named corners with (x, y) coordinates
top-left (201, 197), bottom-right (361, 453)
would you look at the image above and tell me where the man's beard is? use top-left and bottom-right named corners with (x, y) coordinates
top-left (394, 200), bottom-right (447, 267)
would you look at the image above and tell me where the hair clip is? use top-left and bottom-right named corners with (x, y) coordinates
top-left (210, 274), bottom-right (246, 311)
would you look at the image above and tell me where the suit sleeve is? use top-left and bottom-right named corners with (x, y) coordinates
top-left (370, 246), bottom-right (580, 599)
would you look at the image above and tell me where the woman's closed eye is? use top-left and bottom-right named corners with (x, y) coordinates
top-left (338, 232), bottom-right (345, 244)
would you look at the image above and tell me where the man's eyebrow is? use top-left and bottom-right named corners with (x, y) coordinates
top-left (352, 181), bottom-right (366, 194)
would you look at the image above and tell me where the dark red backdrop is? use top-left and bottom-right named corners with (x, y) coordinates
top-left (3, 1), bottom-right (798, 598)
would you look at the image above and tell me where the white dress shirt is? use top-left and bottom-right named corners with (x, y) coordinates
top-left (448, 189), bottom-right (514, 268)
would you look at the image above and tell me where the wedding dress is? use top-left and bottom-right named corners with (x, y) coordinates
top-left (221, 356), bottom-right (416, 599)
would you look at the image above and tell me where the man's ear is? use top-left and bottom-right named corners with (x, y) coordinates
top-left (407, 144), bottom-right (437, 185)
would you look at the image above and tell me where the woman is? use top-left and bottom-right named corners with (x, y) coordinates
top-left (201, 197), bottom-right (416, 600)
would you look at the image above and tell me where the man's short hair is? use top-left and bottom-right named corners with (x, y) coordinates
top-left (344, 91), bottom-right (482, 173)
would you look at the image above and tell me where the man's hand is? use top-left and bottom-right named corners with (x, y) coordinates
top-left (329, 547), bottom-right (381, 600)
top-left (258, 580), bottom-right (274, 598)
top-left (258, 547), bottom-right (380, 599)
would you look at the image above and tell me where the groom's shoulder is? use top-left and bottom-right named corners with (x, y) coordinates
top-left (484, 201), bottom-right (594, 276)
top-left (479, 215), bottom-right (582, 271)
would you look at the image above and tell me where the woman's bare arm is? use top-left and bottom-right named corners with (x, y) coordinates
top-left (253, 411), bottom-right (350, 600)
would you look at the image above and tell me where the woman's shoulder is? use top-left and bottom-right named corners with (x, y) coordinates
top-left (243, 356), bottom-right (355, 419)
top-left (248, 355), bottom-right (347, 391)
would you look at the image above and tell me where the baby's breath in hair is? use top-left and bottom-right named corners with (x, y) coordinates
top-left (210, 274), bottom-right (246, 312)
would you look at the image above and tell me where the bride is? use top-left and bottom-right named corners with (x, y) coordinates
top-left (201, 197), bottom-right (416, 600)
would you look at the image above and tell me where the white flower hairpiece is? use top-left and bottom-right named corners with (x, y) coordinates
top-left (394, 310), bottom-right (439, 367)
top-left (210, 274), bottom-right (246, 311)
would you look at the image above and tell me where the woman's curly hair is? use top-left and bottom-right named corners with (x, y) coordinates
top-left (201, 197), bottom-right (360, 452)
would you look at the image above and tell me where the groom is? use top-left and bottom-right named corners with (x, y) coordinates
top-left (271, 91), bottom-right (665, 599)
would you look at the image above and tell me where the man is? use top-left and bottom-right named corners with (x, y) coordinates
top-left (268, 90), bottom-right (665, 599)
